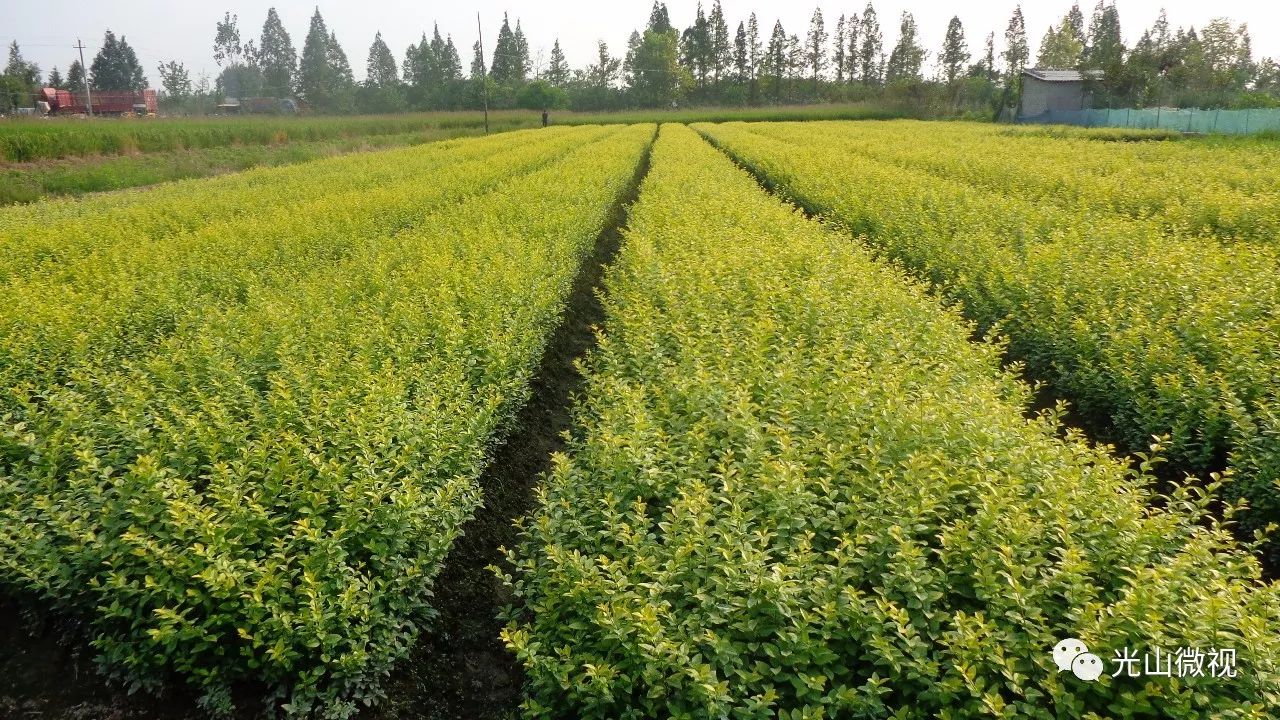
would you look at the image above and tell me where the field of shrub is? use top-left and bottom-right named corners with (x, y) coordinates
top-left (0, 112), bottom-right (540, 163)
top-left (699, 120), bottom-right (1280, 567)
top-left (1, 117), bottom-right (1277, 719)
top-left (821, 120), bottom-right (1280, 244)
top-left (502, 124), bottom-right (1280, 719)
top-left (0, 123), bottom-right (652, 716)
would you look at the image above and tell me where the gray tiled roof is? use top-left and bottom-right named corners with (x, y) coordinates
top-left (1022, 68), bottom-right (1101, 82)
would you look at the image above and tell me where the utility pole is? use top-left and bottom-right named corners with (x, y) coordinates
top-left (477, 12), bottom-right (489, 134)
top-left (74, 37), bottom-right (94, 118)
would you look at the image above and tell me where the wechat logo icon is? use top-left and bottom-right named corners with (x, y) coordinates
top-left (1054, 637), bottom-right (1104, 682)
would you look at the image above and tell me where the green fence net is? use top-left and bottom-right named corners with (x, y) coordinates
top-left (1018, 108), bottom-right (1280, 134)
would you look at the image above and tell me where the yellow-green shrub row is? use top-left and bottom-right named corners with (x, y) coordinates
top-left (698, 121), bottom-right (1280, 565)
top-left (502, 124), bottom-right (1280, 719)
top-left (0, 124), bottom-right (654, 716)
top-left (0, 126), bottom-right (614, 413)
top-left (0, 126), bottom-right (601, 282)
top-left (771, 120), bottom-right (1280, 245)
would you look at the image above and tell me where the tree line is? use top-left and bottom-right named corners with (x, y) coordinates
top-left (3, 1), bottom-right (1278, 115)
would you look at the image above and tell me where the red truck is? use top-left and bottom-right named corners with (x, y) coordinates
top-left (38, 88), bottom-right (158, 115)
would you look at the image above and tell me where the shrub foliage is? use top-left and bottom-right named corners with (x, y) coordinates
top-left (0, 123), bottom-right (654, 716)
top-left (502, 124), bottom-right (1280, 719)
top-left (698, 120), bottom-right (1280, 566)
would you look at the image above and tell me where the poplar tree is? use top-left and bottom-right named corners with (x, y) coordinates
top-left (733, 22), bottom-right (749, 82)
top-left (845, 13), bottom-right (860, 82)
top-left (1067, 3), bottom-right (1087, 47)
top-left (623, 30), bottom-right (643, 86)
top-left (834, 15), bottom-right (846, 83)
top-left (806, 8), bottom-right (827, 90)
top-left (1038, 20), bottom-right (1084, 69)
top-left (886, 12), bottom-right (925, 83)
top-left (858, 3), bottom-right (883, 85)
top-left (1002, 6), bottom-right (1029, 79)
top-left (939, 16), bottom-right (969, 84)
top-left (648, 2), bottom-right (673, 34)
top-left (764, 20), bottom-right (788, 98)
top-left (709, 1), bottom-right (731, 83)
top-left (157, 60), bottom-right (191, 100)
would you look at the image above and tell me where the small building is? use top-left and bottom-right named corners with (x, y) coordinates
top-left (1019, 68), bottom-right (1101, 118)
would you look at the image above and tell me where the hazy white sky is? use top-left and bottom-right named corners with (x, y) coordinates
top-left (5, 1), bottom-right (1277, 86)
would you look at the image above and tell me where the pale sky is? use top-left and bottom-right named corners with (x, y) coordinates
top-left (5, 1), bottom-right (1277, 87)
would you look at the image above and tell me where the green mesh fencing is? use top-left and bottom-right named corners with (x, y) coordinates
top-left (1019, 108), bottom-right (1280, 134)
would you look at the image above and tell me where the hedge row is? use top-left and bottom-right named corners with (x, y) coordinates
top-left (502, 123), bottom-right (1280, 719)
top-left (698, 120), bottom-right (1280, 566)
top-left (0, 112), bottom-right (536, 163)
top-left (0, 124), bottom-right (653, 716)
top-left (811, 120), bottom-right (1280, 245)
top-left (0, 125), bottom-right (605, 278)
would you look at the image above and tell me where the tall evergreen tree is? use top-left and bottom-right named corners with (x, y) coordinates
top-left (1067, 3), bottom-right (1087, 46)
top-left (886, 12), bottom-right (925, 83)
top-left (366, 32), bottom-right (399, 87)
top-left (623, 30), bottom-right (643, 86)
top-left (47, 66), bottom-right (65, 90)
top-left (834, 15), bottom-right (847, 83)
top-left (587, 41), bottom-right (621, 88)
top-left (939, 16), bottom-right (969, 84)
top-left (1082, 1), bottom-right (1124, 104)
top-left (1002, 6), bottom-right (1029, 80)
top-left (858, 3), bottom-right (883, 85)
top-left (648, 2), bottom-right (673, 34)
top-left (299, 9), bottom-right (338, 108)
top-left (90, 31), bottom-right (146, 91)
top-left (258, 8), bottom-right (297, 96)
top-left (1038, 18), bottom-right (1084, 69)
top-left (764, 20), bottom-right (788, 98)
top-left (845, 13), bottom-right (860, 81)
top-left (747, 13), bottom-right (762, 81)
top-left (628, 27), bottom-right (680, 107)
top-left (1084, 1), bottom-right (1124, 69)
top-left (327, 32), bottom-right (353, 84)
top-left (787, 33), bottom-right (805, 84)
top-left (514, 20), bottom-right (531, 80)
top-left (709, 0), bottom-right (731, 83)
top-left (363, 31), bottom-right (404, 111)
top-left (546, 39), bottom-right (570, 86)
top-left (441, 36), bottom-right (463, 84)
top-left (681, 2), bottom-right (711, 90)
top-left (980, 32), bottom-right (997, 81)
top-left (470, 40), bottom-right (485, 79)
top-left (733, 22), bottom-right (749, 82)
top-left (806, 8), bottom-right (828, 89)
top-left (5, 42), bottom-right (41, 90)
top-left (67, 60), bottom-right (86, 93)
top-left (490, 13), bottom-right (529, 83)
